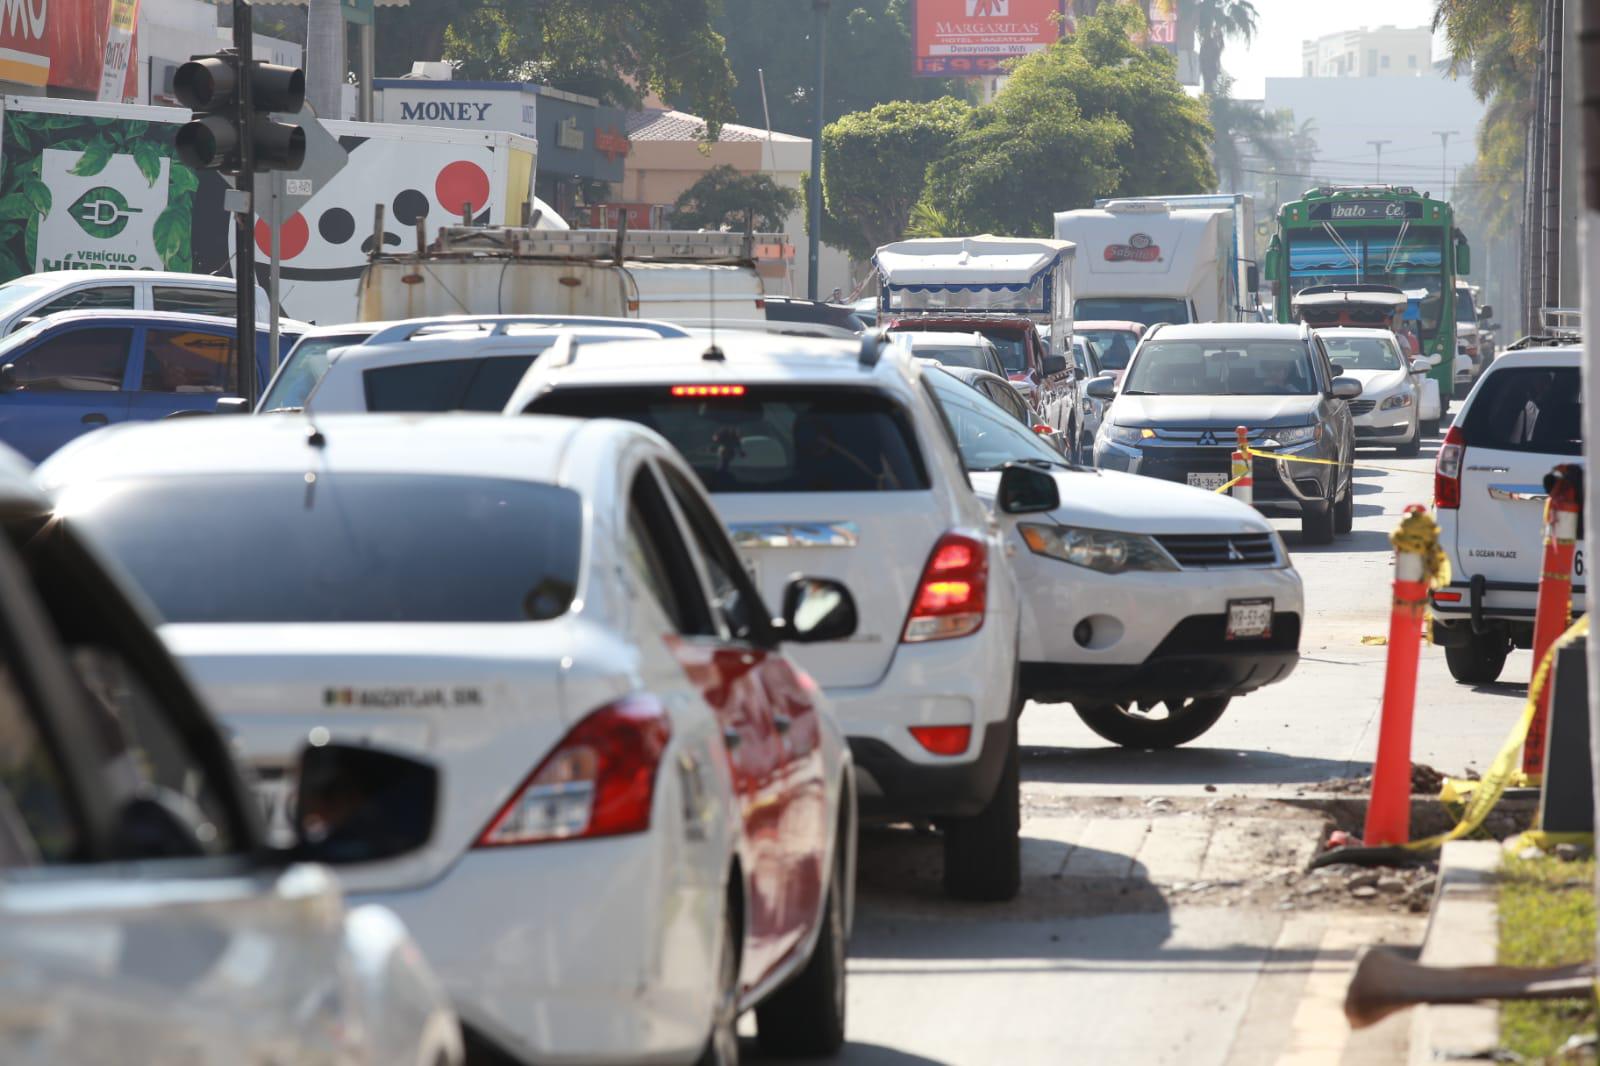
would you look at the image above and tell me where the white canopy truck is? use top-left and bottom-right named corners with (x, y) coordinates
top-left (1098, 193), bottom-right (1259, 317)
top-left (1052, 201), bottom-right (1234, 325)
top-left (356, 226), bottom-right (779, 324)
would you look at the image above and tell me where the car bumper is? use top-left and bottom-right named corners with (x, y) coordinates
top-left (1352, 408), bottom-right (1415, 442)
top-left (825, 632), bottom-right (1016, 820)
top-left (352, 839), bottom-right (715, 1066)
top-left (1094, 440), bottom-right (1334, 517)
top-left (1430, 575), bottom-right (1589, 643)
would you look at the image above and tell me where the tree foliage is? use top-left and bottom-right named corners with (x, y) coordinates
top-left (924, 3), bottom-right (1214, 237)
top-left (819, 98), bottom-right (971, 260)
top-left (668, 165), bottom-right (800, 232)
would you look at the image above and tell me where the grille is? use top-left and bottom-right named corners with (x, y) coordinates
top-left (1348, 400), bottom-right (1377, 416)
top-left (1155, 532), bottom-right (1281, 568)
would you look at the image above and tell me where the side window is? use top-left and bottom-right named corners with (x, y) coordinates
top-left (35, 286), bottom-right (135, 316)
top-left (659, 464), bottom-right (768, 645)
top-left (625, 468), bottom-right (715, 636)
top-left (987, 381), bottom-right (1027, 423)
top-left (9, 328), bottom-right (132, 392)
top-left (0, 658), bottom-right (79, 864)
top-left (928, 372), bottom-right (1057, 471)
top-left (152, 287), bottom-right (233, 317)
top-left (140, 329), bottom-right (236, 394)
top-left (1312, 339), bottom-right (1335, 391)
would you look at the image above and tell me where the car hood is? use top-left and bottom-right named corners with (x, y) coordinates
top-left (1344, 368), bottom-right (1408, 396)
top-left (1109, 393), bottom-right (1321, 428)
top-left (970, 467), bottom-right (1272, 535)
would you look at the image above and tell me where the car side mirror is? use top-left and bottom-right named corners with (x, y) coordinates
top-left (1330, 362), bottom-right (1348, 376)
top-left (1084, 376), bottom-right (1116, 401)
top-left (1479, 304), bottom-right (1493, 320)
top-left (1408, 358), bottom-right (1431, 374)
top-left (215, 396), bottom-right (251, 415)
top-left (292, 741), bottom-right (439, 865)
top-left (1427, 353), bottom-right (1443, 366)
top-left (998, 462), bottom-right (1060, 514)
top-left (1042, 354), bottom-right (1067, 376)
top-left (1330, 377), bottom-right (1363, 400)
top-left (778, 577), bottom-right (858, 643)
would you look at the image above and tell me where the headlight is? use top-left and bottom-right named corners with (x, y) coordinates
top-left (1379, 392), bottom-right (1413, 410)
top-left (1105, 424), bottom-right (1151, 445)
top-left (1018, 523), bottom-right (1178, 574)
top-left (1268, 424), bottom-right (1321, 446)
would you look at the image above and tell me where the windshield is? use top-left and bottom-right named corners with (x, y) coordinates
top-left (1075, 297), bottom-right (1188, 328)
top-left (528, 385), bottom-right (929, 494)
top-left (1080, 329), bottom-right (1139, 370)
top-left (915, 345), bottom-right (995, 372)
top-left (924, 368), bottom-right (1065, 470)
top-left (260, 333), bottom-right (371, 411)
top-left (1320, 335), bottom-right (1402, 371)
top-left (1286, 226), bottom-right (1445, 337)
top-left (1122, 340), bottom-right (1317, 396)
top-left (1456, 289), bottom-right (1477, 323)
top-left (57, 474), bottom-right (582, 623)
top-left (980, 333), bottom-right (1028, 373)
top-left (0, 276), bottom-right (58, 321)
top-left (364, 356), bottom-right (536, 412)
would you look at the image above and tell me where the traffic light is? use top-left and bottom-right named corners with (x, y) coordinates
top-left (172, 52), bottom-right (306, 174)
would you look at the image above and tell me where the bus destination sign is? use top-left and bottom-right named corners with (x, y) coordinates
top-left (1309, 200), bottom-right (1423, 221)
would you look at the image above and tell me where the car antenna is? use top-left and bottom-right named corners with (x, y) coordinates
top-left (703, 256), bottom-right (723, 361)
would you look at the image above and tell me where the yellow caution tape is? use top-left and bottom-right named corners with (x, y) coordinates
top-left (1211, 474), bottom-right (1245, 495)
top-left (1360, 635), bottom-right (1388, 646)
top-left (1509, 830), bottom-right (1594, 853)
top-left (1403, 615), bottom-right (1591, 852)
top-left (1391, 508), bottom-right (1451, 590)
top-left (1245, 446), bottom-right (1428, 476)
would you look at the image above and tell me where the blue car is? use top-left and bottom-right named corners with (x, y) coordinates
top-left (0, 310), bottom-right (300, 461)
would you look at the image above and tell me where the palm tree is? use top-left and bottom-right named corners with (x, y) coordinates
top-left (1156, 0), bottom-right (1258, 96)
top-left (306, 0), bottom-right (346, 117)
top-left (1208, 74), bottom-right (1285, 193)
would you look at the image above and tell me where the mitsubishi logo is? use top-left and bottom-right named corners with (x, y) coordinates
top-left (1197, 430), bottom-right (1217, 446)
top-left (1226, 540), bottom-right (1246, 563)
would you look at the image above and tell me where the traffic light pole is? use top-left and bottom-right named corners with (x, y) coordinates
top-left (233, 0), bottom-right (257, 408)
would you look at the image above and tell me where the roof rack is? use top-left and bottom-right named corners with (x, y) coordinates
top-left (422, 226), bottom-right (790, 264)
top-left (1506, 333), bottom-right (1582, 351)
top-left (1539, 307), bottom-right (1582, 333)
top-left (364, 314), bottom-right (686, 346)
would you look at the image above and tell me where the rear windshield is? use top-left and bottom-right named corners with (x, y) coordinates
top-left (1122, 340), bottom-right (1317, 396)
top-left (364, 356), bottom-right (536, 412)
top-left (981, 333), bottom-right (1027, 373)
top-left (58, 474), bottom-right (582, 623)
top-left (916, 346), bottom-right (994, 372)
top-left (1076, 297), bottom-right (1189, 327)
top-left (1462, 366), bottom-right (1581, 456)
top-left (528, 385), bottom-right (930, 493)
top-left (1320, 335), bottom-right (1401, 371)
top-left (1080, 329), bottom-right (1138, 369)
top-left (260, 333), bottom-right (370, 412)
top-left (1456, 290), bottom-right (1477, 323)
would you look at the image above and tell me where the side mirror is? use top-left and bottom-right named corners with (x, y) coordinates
top-left (997, 461), bottom-right (1060, 514)
top-left (1247, 263), bottom-right (1260, 294)
top-left (214, 396), bottom-right (251, 415)
top-left (1042, 354), bottom-right (1067, 376)
top-left (1263, 239), bottom-right (1282, 280)
top-left (778, 577), bottom-right (858, 643)
top-left (1428, 353), bottom-right (1443, 366)
top-left (1408, 358), bottom-right (1431, 374)
top-left (1479, 304), bottom-right (1493, 320)
top-left (1084, 376), bottom-right (1116, 401)
top-left (293, 741), bottom-right (438, 865)
top-left (1330, 377), bottom-right (1363, 400)
top-left (1329, 362), bottom-right (1348, 376)
top-left (1455, 242), bottom-right (1471, 275)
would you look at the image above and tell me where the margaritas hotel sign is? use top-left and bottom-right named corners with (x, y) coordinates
top-left (913, 0), bottom-right (1064, 76)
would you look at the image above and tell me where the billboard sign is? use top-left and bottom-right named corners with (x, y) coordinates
top-left (913, 0), bottom-right (1066, 78)
top-left (0, 1), bottom-right (139, 98)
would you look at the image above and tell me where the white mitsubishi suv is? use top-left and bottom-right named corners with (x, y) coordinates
top-left (506, 331), bottom-right (1031, 901)
top-left (1431, 344), bottom-right (1584, 682)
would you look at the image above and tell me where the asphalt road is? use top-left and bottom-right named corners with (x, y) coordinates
top-left (750, 424), bottom-right (1528, 1066)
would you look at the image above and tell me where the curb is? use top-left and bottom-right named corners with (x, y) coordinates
top-left (1408, 839), bottom-right (1503, 1065)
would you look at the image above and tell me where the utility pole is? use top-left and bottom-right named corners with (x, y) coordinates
top-left (233, 0), bottom-right (256, 407)
top-left (1542, 0), bottom-right (1565, 313)
top-left (808, 0), bottom-right (829, 301)
top-left (1432, 130), bottom-right (1458, 200)
top-left (1367, 139), bottom-right (1392, 183)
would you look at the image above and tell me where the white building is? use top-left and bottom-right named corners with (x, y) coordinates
top-left (1301, 25), bottom-right (1432, 79)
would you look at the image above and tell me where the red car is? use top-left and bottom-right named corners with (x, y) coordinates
top-left (1074, 320), bottom-right (1145, 383)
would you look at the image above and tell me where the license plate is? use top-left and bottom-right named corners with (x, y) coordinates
top-left (1226, 598), bottom-right (1273, 640)
top-left (1187, 472), bottom-right (1229, 492)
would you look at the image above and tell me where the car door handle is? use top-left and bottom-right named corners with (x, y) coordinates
top-left (1487, 483), bottom-right (1549, 502)
top-left (80, 412), bottom-right (108, 425)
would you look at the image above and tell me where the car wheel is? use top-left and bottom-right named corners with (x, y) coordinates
top-left (1333, 469), bottom-right (1354, 535)
top-left (1445, 630), bottom-right (1512, 685)
top-left (755, 838), bottom-right (848, 1056)
top-left (941, 722), bottom-right (1020, 902)
top-left (1421, 418), bottom-right (1440, 437)
top-left (1073, 696), bottom-right (1231, 749)
top-left (696, 905), bottom-right (742, 1066)
top-left (1396, 421), bottom-right (1421, 457)
top-left (1301, 497), bottom-right (1335, 545)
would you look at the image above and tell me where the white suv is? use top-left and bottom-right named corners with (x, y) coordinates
top-left (506, 332), bottom-right (1029, 901)
top-left (1431, 344), bottom-right (1584, 682)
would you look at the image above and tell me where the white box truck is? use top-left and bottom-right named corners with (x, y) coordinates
top-left (356, 226), bottom-right (777, 324)
top-left (1053, 200), bottom-right (1234, 325)
top-left (1097, 192), bottom-right (1258, 318)
top-left (0, 95), bottom-right (539, 324)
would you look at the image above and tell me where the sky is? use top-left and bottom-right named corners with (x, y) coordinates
top-left (1221, 0), bottom-right (1446, 98)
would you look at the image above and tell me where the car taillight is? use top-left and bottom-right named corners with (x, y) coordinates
top-left (1434, 425), bottom-right (1465, 509)
top-left (903, 532), bottom-right (987, 643)
top-left (910, 725), bottom-right (972, 756)
top-left (671, 384), bottom-right (746, 397)
top-left (475, 695), bottom-right (671, 847)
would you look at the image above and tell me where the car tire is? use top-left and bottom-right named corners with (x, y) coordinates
top-left (1074, 696), bottom-right (1231, 749)
top-left (1396, 422), bottom-right (1421, 457)
top-left (941, 723), bottom-right (1020, 903)
top-left (1445, 630), bottom-right (1512, 685)
top-left (1333, 471), bottom-right (1354, 535)
top-left (1301, 498), bottom-right (1335, 545)
top-left (696, 904), bottom-right (742, 1066)
top-left (755, 841), bottom-right (848, 1056)
top-left (1422, 418), bottom-right (1440, 437)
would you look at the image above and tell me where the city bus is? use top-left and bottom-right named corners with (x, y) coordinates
top-left (1264, 185), bottom-right (1469, 401)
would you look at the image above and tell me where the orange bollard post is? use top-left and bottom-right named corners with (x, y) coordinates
top-left (1231, 426), bottom-right (1253, 506)
top-left (1363, 505), bottom-right (1437, 846)
top-left (1521, 464), bottom-right (1584, 780)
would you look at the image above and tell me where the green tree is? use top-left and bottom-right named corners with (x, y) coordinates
top-left (819, 98), bottom-right (971, 260)
top-left (668, 165), bottom-right (800, 232)
top-left (924, 3), bottom-right (1213, 235)
top-left (1208, 74), bottom-right (1287, 193)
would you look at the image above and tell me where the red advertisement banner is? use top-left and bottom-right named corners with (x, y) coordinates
top-left (0, 0), bottom-right (139, 99)
top-left (913, 0), bottom-right (1067, 78)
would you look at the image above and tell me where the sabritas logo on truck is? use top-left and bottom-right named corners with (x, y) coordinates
top-left (1103, 232), bottom-right (1161, 263)
top-left (69, 186), bottom-right (141, 238)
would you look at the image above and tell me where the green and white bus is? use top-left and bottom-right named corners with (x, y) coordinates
top-left (1264, 185), bottom-right (1470, 399)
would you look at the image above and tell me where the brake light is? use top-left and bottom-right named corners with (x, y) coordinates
top-left (903, 532), bottom-right (988, 643)
top-left (671, 385), bottom-right (746, 397)
top-left (1434, 591), bottom-right (1463, 602)
top-left (1434, 425), bottom-right (1465, 509)
top-left (475, 695), bottom-right (671, 847)
top-left (910, 725), bottom-right (972, 756)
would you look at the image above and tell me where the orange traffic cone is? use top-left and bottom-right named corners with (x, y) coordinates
top-left (1521, 464), bottom-right (1584, 781)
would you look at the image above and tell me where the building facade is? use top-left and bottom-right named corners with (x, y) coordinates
top-left (1301, 25), bottom-right (1432, 79)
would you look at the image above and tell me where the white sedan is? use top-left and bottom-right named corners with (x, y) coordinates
top-left (37, 414), bottom-right (859, 1065)
top-left (1319, 326), bottom-right (1428, 454)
